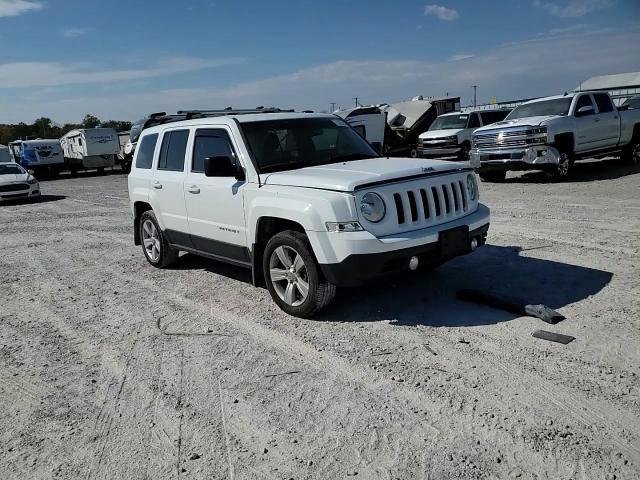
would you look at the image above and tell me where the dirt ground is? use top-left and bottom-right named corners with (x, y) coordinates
top-left (0, 158), bottom-right (639, 480)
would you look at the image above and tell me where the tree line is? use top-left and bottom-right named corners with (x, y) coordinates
top-left (0, 114), bottom-right (133, 145)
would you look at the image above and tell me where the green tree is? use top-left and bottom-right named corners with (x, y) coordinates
top-left (33, 117), bottom-right (53, 138)
top-left (82, 114), bottom-right (101, 128)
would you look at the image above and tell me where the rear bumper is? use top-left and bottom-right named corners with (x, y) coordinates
top-left (319, 223), bottom-right (489, 287)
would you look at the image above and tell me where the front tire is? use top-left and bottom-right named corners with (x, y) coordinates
top-left (139, 210), bottom-right (179, 268)
top-left (549, 152), bottom-right (573, 181)
top-left (622, 139), bottom-right (640, 165)
top-left (263, 231), bottom-right (336, 318)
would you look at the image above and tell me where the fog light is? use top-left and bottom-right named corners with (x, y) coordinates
top-left (470, 238), bottom-right (479, 251)
top-left (409, 256), bottom-right (419, 271)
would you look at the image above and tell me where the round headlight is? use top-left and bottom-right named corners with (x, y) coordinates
top-left (466, 174), bottom-right (477, 201)
top-left (360, 192), bottom-right (386, 223)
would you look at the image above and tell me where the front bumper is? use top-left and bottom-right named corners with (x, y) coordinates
top-left (0, 185), bottom-right (40, 201)
top-left (470, 145), bottom-right (559, 171)
top-left (320, 223), bottom-right (489, 287)
top-left (415, 146), bottom-right (462, 158)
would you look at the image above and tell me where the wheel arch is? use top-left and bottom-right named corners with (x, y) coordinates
top-left (133, 201), bottom-right (153, 245)
top-left (552, 132), bottom-right (575, 155)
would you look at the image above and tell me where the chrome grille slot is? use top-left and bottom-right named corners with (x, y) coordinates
top-left (393, 193), bottom-right (405, 224)
top-left (419, 189), bottom-right (430, 219)
top-left (407, 191), bottom-right (418, 222)
top-left (431, 187), bottom-right (441, 217)
top-left (443, 184), bottom-right (451, 215)
top-left (451, 182), bottom-right (460, 212)
top-left (458, 180), bottom-right (467, 211)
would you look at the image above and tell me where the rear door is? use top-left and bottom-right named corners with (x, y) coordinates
top-left (592, 93), bottom-right (621, 148)
top-left (184, 127), bottom-right (250, 264)
top-left (151, 128), bottom-right (192, 246)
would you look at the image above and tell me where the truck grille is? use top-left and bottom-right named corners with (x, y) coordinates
top-left (473, 127), bottom-right (546, 150)
top-left (0, 183), bottom-right (29, 192)
top-left (391, 180), bottom-right (469, 225)
top-left (419, 138), bottom-right (457, 148)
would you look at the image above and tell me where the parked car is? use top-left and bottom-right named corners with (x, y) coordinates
top-left (619, 95), bottom-right (640, 110)
top-left (128, 110), bottom-right (490, 317)
top-left (60, 128), bottom-right (119, 174)
top-left (470, 91), bottom-right (640, 181)
top-left (416, 109), bottom-right (511, 161)
top-left (0, 162), bottom-right (40, 202)
top-left (8, 139), bottom-right (65, 176)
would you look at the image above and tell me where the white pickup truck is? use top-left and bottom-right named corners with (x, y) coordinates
top-left (416, 109), bottom-right (510, 161)
top-left (128, 110), bottom-right (490, 317)
top-left (470, 91), bottom-right (640, 181)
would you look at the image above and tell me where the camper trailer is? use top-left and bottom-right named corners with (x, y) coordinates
top-left (60, 128), bottom-right (118, 174)
top-left (8, 139), bottom-right (65, 175)
top-left (335, 106), bottom-right (386, 153)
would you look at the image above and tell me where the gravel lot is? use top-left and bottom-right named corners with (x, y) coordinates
top-left (1, 159), bottom-right (639, 480)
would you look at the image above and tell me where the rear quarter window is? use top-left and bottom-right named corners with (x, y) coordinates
top-left (135, 133), bottom-right (158, 169)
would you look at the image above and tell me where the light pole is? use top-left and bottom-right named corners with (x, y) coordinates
top-left (472, 85), bottom-right (478, 107)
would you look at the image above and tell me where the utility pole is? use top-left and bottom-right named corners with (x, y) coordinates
top-left (330, 102), bottom-right (336, 112)
top-left (353, 97), bottom-right (360, 107)
top-left (472, 85), bottom-right (478, 107)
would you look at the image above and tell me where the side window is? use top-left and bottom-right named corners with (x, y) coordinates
top-left (158, 130), bottom-right (189, 171)
top-left (575, 95), bottom-right (594, 115)
top-left (192, 129), bottom-right (236, 173)
top-left (480, 111), bottom-right (509, 125)
top-left (135, 133), bottom-right (158, 169)
top-left (593, 94), bottom-right (614, 113)
top-left (468, 113), bottom-right (480, 129)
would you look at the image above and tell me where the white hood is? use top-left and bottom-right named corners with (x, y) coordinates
top-left (419, 128), bottom-right (463, 140)
top-left (475, 116), bottom-right (557, 133)
top-left (260, 157), bottom-right (470, 192)
top-left (0, 172), bottom-right (29, 184)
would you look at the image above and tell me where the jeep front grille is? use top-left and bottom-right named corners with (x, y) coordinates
top-left (392, 180), bottom-right (469, 225)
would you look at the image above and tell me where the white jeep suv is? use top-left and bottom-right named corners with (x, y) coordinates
top-left (128, 111), bottom-right (490, 317)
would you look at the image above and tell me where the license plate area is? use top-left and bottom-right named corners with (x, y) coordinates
top-left (439, 226), bottom-right (470, 258)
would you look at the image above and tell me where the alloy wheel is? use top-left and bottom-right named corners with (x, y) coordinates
top-left (142, 219), bottom-right (161, 262)
top-left (269, 246), bottom-right (309, 306)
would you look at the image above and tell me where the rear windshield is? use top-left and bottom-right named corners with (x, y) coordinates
top-left (0, 164), bottom-right (25, 175)
top-left (429, 115), bottom-right (469, 131)
top-left (507, 98), bottom-right (572, 120)
top-left (241, 117), bottom-right (378, 173)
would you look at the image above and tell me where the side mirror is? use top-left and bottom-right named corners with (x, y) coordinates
top-left (204, 155), bottom-right (245, 181)
top-left (575, 105), bottom-right (594, 117)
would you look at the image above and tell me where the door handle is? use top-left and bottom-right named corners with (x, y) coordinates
top-left (152, 181), bottom-right (162, 189)
top-left (187, 185), bottom-right (200, 194)
top-left (594, 118), bottom-right (600, 122)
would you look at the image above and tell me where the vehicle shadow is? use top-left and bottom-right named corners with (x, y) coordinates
top-left (317, 244), bottom-right (613, 327)
top-left (0, 194), bottom-right (67, 205)
top-left (503, 157), bottom-right (639, 184)
top-left (170, 253), bottom-right (254, 284)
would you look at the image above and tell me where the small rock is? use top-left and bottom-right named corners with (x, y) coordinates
top-left (415, 382), bottom-right (421, 387)
top-left (263, 448), bottom-right (269, 454)
top-left (308, 460), bottom-right (313, 466)
top-left (605, 474), bottom-right (616, 480)
top-left (346, 471), bottom-right (358, 477)
top-left (546, 420), bottom-right (553, 426)
top-left (189, 453), bottom-right (201, 460)
top-left (233, 399), bottom-right (239, 404)
top-left (446, 454), bottom-right (453, 461)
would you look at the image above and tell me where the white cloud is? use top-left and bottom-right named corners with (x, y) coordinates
top-left (533, 0), bottom-right (614, 18)
top-left (1, 29), bottom-right (639, 123)
top-left (449, 54), bottom-right (474, 61)
top-left (424, 4), bottom-right (459, 21)
top-left (0, 0), bottom-right (41, 17)
top-left (61, 27), bottom-right (90, 38)
top-left (0, 56), bottom-right (245, 88)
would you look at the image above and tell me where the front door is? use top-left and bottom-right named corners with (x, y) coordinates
top-left (184, 127), bottom-right (249, 264)
top-left (573, 94), bottom-right (600, 154)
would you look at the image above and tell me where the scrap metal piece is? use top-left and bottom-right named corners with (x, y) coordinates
top-left (532, 330), bottom-right (575, 344)
top-left (456, 289), bottom-right (566, 324)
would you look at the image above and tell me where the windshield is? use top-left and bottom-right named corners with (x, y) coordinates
top-left (622, 96), bottom-right (640, 109)
top-left (507, 98), bottom-right (573, 120)
top-left (0, 164), bottom-right (26, 175)
top-left (429, 114), bottom-right (469, 131)
top-left (241, 117), bottom-right (378, 173)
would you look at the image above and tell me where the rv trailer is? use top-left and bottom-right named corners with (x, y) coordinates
top-left (0, 145), bottom-right (10, 163)
top-left (335, 106), bottom-right (387, 154)
top-left (8, 139), bottom-right (65, 175)
top-left (60, 128), bottom-right (119, 174)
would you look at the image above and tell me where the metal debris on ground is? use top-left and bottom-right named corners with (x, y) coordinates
top-left (532, 330), bottom-right (575, 345)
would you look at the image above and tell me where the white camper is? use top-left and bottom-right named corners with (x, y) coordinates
top-left (335, 106), bottom-right (386, 153)
top-left (60, 128), bottom-right (118, 173)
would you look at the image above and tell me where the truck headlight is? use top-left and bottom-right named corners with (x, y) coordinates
top-left (360, 192), bottom-right (386, 223)
top-left (466, 174), bottom-right (478, 201)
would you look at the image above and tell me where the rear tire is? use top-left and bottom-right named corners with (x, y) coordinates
top-left (479, 171), bottom-right (506, 182)
top-left (263, 230), bottom-right (336, 318)
top-left (97, 167), bottom-right (106, 175)
top-left (139, 210), bottom-right (179, 268)
top-left (622, 139), bottom-right (640, 165)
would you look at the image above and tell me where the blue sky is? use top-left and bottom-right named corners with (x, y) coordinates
top-left (0, 0), bottom-right (639, 123)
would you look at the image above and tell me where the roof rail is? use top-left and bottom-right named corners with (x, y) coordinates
top-left (176, 107), bottom-right (294, 118)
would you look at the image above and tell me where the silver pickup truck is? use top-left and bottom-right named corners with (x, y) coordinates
top-left (470, 91), bottom-right (640, 181)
